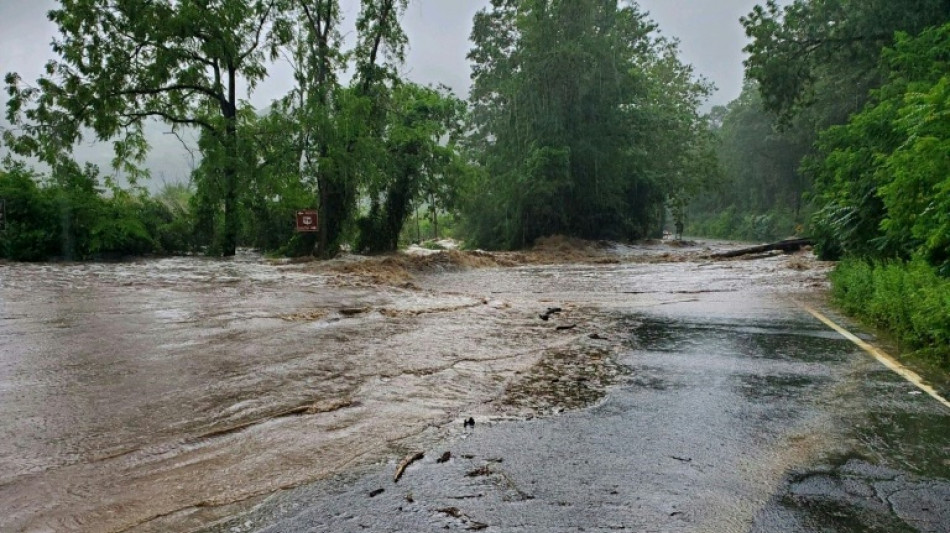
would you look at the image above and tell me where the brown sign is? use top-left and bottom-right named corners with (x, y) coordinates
top-left (295, 210), bottom-right (319, 232)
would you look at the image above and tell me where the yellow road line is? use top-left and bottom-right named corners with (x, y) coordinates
top-left (799, 302), bottom-right (950, 410)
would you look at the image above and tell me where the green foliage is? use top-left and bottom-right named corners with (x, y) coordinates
top-left (689, 82), bottom-right (810, 240)
top-left (271, 0), bottom-right (415, 257)
top-left (0, 163), bottom-right (59, 260)
top-left (688, 206), bottom-right (800, 242)
top-left (462, 0), bottom-right (715, 249)
top-left (809, 23), bottom-right (950, 271)
top-left (735, 1), bottom-right (950, 257)
top-left (832, 259), bottom-right (950, 367)
top-left (4, 0), bottom-right (295, 256)
top-left (742, 0), bottom-right (950, 124)
top-left (0, 161), bottom-right (193, 261)
top-left (356, 83), bottom-right (467, 254)
top-left (879, 75), bottom-right (950, 271)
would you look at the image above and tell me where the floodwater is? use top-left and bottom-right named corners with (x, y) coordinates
top-left (0, 243), bottom-right (839, 532)
top-left (195, 247), bottom-right (948, 533)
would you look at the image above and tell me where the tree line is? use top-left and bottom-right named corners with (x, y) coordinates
top-left (696, 0), bottom-right (950, 367)
top-left (692, 0), bottom-right (949, 266)
top-left (1, 0), bottom-right (716, 261)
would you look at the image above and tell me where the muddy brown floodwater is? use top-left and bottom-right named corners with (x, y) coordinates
top-left (0, 241), bottom-right (831, 532)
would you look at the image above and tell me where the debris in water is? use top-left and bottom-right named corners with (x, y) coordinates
top-left (437, 451), bottom-right (452, 463)
top-left (556, 324), bottom-right (577, 331)
top-left (539, 307), bottom-right (563, 321)
top-left (279, 310), bottom-right (328, 322)
top-left (437, 506), bottom-right (489, 530)
top-left (439, 506), bottom-right (464, 518)
top-left (709, 238), bottom-right (812, 259)
top-left (369, 488), bottom-right (385, 498)
top-left (339, 307), bottom-right (369, 317)
top-left (306, 398), bottom-right (353, 415)
top-left (394, 451), bottom-right (424, 483)
top-left (466, 465), bottom-right (492, 477)
top-left (464, 417), bottom-right (475, 428)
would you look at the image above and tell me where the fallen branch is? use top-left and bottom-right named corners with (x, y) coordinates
top-left (394, 451), bottom-right (424, 483)
top-left (710, 239), bottom-right (812, 259)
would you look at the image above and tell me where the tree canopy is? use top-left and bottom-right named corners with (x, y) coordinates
top-left (463, 0), bottom-right (714, 248)
top-left (808, 23), bottom-right (950, 272)
top-left (4, 0), bottom-right (296, 256)
top-left (742, 0), bottom-right (950, 125)
top-left (0, 1), bottom-right (733, 260)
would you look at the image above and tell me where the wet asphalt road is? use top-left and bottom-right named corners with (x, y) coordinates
top-left (204, 293), bottom-right (950, 533)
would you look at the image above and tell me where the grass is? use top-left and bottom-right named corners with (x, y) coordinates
top-left (831, 258), bottom-right (950, 370)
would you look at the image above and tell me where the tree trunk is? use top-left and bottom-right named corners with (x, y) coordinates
top-left (221, 65), bottom-right (239, 257)
top-left (710, 238), bottom-right (813, 259)
top-left (415, 204), bottom-right (421, 244)
top-left (430, 193), bottom-right (439, 240)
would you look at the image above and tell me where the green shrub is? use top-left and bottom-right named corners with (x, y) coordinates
top-left (0, 163), bottom-right (195, 260)
top-left (831, 259), bottom-right (950, 367)
top-left (688, 205), bottom-right (800, 242)
top-left (0, 165), bottom-right (60, 260)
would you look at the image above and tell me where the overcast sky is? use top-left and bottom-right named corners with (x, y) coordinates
top-left (0, 0), bottom-right (784, 186)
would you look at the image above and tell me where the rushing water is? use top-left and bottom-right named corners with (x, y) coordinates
top-left (0, 246), bottom-right (830, 532)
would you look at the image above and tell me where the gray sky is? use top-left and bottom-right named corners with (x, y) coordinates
top-left (0, 0), bottom-right (782, 186)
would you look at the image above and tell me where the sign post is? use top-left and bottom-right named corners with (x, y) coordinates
top-left (295, 210), bottom-right (319, 233)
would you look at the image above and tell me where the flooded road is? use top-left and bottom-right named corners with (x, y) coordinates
top-left (1, 243), bottom-right (946, 531)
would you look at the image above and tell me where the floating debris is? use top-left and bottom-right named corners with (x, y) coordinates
top-left (394, 451), bottom-right (425, 483)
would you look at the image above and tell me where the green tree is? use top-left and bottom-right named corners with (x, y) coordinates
top-left (809, 23), bottom-right (950, 271)
top-left (464, 0), bottom-right (712, 248)
top-left (356, 83), bottom-right (467, 253)
top-left (4, 0), bottom-right (294, 256)
top-left (742, 0), bottom-right (950, 124)
top-left (278, 0), bottom-right (409, 257)
top-left (689, 82), bottom-right (809, 241)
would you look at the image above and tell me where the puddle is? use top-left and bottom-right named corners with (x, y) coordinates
top-left (737, 374), bottom-right (833, 401)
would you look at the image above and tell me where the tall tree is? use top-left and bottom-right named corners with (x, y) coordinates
top-left (464, 0), bottom-right (712, 248)
top-left (280, 0), bottom-right (343, 255)
top-left (356, 83), bottom-right (467, 253)
top-left (4, 0), bottom-right (293, 256)
top-left (742, 0), bottom-right (950, 124)
top-left (704, 84), bottom-right (808, 211)
top-left (281, 0), bottom-right (408, 257)
top-left (808, 23), bottom-right (950, 271)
